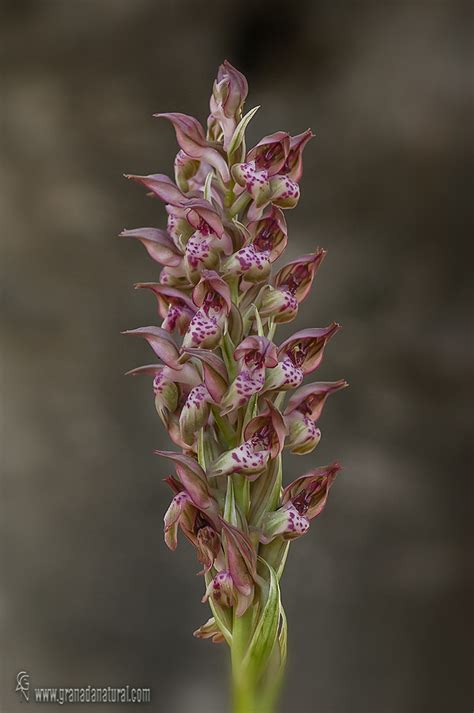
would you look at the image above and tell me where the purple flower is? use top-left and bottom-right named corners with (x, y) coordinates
top-left (220, 336), bottom-right (278, 414)
top-left (264, 324), bottom-right (341, 392)
top-left (284, 380), bottom-right (348, 454)
top-left (208, 400), bottom-right (287, 479)
top-left (260, 464), bottom-right (341, 543)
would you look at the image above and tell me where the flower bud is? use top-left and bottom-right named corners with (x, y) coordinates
top-left (260, 503), bottom-right (310, 544)
top-left (258, 286), bottom-right (298, 323)
top-left (222, 244), bottom-right (271, 282)
top-left (263, 357), bottom-right (304, 392)
top-left (181, 309), bottom-right (226, 351)
top-left (174, 149), bottom-right (200, 192)
top-left (202, 571), bottom-right (236, 608)
top-left (232, 162), bottom-right (272, 208)
top-left (285, 411), bottom-right (321, 455)
top-left (207, 439), bottom-right (270, 479)
top-left (153, 370), bottom-right (179, 423)
top-left (269, 174), bottom-right (300, 209)
top-left (193, 617), bottom-right (225, 644)
top-left (164, 490), bottom-right (193, 550)
top-left (184, 231), bottom-right (220, 282)
top-left (209, 60), bottom-right (248, 149)
top-left (179, 384), bottom-right (214, 446)
top-left (196, 525), bottom-right (222, 574)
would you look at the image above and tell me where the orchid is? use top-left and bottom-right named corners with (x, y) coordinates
top-left (123, 60), bottom-right (347, 713)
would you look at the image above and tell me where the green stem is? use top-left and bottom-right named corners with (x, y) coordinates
top-left (232, 610), bottom-right (274, 713)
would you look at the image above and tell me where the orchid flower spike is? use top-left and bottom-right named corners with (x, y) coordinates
top-left (123, 61), bottom-right (347, 712)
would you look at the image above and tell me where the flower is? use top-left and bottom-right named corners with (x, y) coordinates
top-left (284, 380), bottom-right (348, 454)
top-left (220, 336), bottom-right (278, 414)
top-left (260, 464), bottom-right (341, 543)
top-left (207, 400), bottom-right (287, 479)
top-left (263, 324), bottom-right (341, 392)
top-left (134, 283), bottom-right (196, 335)
top-left (182, 270), bottom-right (232, 350)
top-left (155, 112), bottom-right (230, 183)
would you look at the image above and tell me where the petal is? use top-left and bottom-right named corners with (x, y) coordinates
top-left (120, 227), bottom-right (182, 267)
top-left (155, 112), bottom-right (230, 182)
top-left (202, 571), bottom-right (235, 608)
top-left (174, 149), bottom-right (200, 192)
top-left (179, 384), bottom-right (214, 446)
top-left (284, 379), bottom-right (348, 420)
top-left (247, 205), bottom-right (288, 262)
top-left (282, 463), bottom-right (341, 520)
top-left (263, 357), bottom-right (304, 392)
top-left (163, 491), bottom-right (193, 550)
top-left (247, 131), bottom-right (290, 176)
top-left (219, 366), bottom-right (266, 415)
top-left (122, 326), bottom-right (181, 369)
top-left (258, 287), bottom-right (298, 323)
top-left (234, 336), bottom-right (279, 368)
top-left (181, 309), bottom-right (226, 350)
top-left (278, 323), bottom-right (341, 375)
top-left (193, 616), bottom-right (226, 644)
top-left (274, 249), bottom-right (326, 303)
top-left (260, 503), bottom-right (310, 544)
top-left (243, 400), bottom-right (288, 459)
top-left (232, 161), bottom-right (272, 207)
top-left (192, 270), bottom-right (232, 314)
top-left (207, 440), bottom-right (269, 479)
top-left (285, 412), bottom-right (321, 455)
top-left (220, 519), bottom-right (258, 609)
top-left (223, 244), bottom-right (271, 282)
top-left (124, 173), bottom-right (186, 206)
top-left (155, 450), bottom-right (214, 513)
top-left (283, 128), bottom-right (314, 181)
top-left (269, 174), bottom-right (300, 209)
top-left (182, 348), bottom-right (229, 402)
top-left (183, 198), bottom-right (225, 238)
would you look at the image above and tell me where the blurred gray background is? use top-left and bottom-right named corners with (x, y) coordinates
top-left (1, 1), bottom-right (472, 711)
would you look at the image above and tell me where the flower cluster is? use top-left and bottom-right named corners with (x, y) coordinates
top-left (123, 61), bottom-right (347, 704)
